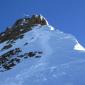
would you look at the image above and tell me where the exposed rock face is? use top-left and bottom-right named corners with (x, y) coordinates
top-left (13, 15), bottom-right (48, 27)
top-left (0, 15), bottom-right (48, 44)
top-left (0, 47), bottom-right (43, 71)
top-left (0, 14), bottom-right (47, 72)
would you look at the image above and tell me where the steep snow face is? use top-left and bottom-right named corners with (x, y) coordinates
top-left (0, 25), bottom-right (85, 85)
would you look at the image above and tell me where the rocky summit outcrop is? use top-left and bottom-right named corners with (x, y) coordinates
top-left (0, 15), bottom-right (48, 44)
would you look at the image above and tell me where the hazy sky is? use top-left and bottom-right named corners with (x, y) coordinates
top-left (0, 0), bottom-right (85, 46)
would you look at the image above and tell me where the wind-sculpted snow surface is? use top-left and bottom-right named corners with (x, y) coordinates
top-left (0, 22), bottom-right (85, 84)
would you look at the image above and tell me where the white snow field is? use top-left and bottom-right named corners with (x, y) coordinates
top-left (0, 25), bottom-right (85, 85)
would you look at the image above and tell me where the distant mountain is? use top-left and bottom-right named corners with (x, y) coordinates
top-left (0, 15), bottom-right (85, 85)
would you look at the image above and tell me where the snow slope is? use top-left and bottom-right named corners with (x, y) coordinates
top-left (0, 25), bottom-right (85, 85)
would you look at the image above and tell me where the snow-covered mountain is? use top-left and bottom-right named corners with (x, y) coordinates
top-left (0, 15), bottom-right (85, 85)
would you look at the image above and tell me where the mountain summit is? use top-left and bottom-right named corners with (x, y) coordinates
top-left (0, 15), bottom-right (48, 44)
top-left (0, 15), bottom-right (85, 85)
